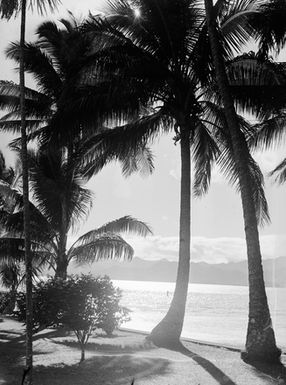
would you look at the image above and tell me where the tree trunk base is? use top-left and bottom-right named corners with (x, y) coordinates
top-left (241, 347), bottom-right (281, 364)
top-left (148, 317), bottom-right (182, 350)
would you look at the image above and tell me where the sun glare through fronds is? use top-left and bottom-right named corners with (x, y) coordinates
top-left (133, 7), bottom-right (141, 18)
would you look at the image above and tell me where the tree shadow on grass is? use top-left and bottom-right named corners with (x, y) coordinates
top-left (53, 339), bottom-right (156, 355)
top-left (172, 342), bottom-right (237, 385)
top-left (0, 327), bottom-right (62, 385)
top-left (33, 354), bottom-right (170, 385)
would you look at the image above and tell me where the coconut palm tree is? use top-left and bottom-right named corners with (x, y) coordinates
top-left (0, 16), bottom-right (155, 280)
top-left (203, 0), bottom-right (286, 363)
top-left (0, 147), bottom-right (152, 280)
top-left (77, 0), bottom-right (277, 348)
top-left (0, 2), bottom-right (59, 382)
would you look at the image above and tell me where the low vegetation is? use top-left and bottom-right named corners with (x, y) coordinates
top-left (14, 274), bottom-right (130, 362)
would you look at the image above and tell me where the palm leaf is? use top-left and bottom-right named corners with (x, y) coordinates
top-left (217, 133), bottom-right (270, 226)
top-left (68, 233), bottom-right (134, 264)
top-left (252, 114), bottom-right (286, 150)
top-left (249, 0), bottom-right (286, 57)
top-left (6, 42), bottom-right (62, 98)
top-left (192, 120), bottom-right (220, 196)
top-left (269, 158), bottom-right (286, 185)
top-left (28, 149), bottom-right (93, 233)
top-left (0, 0), bottom-right (60, 19)
top-left (121, 146), bottom-right (154, 177)
top-left (219, 0), bottom-right (262, 56)
top-left (76, 216), bottom-right (152, 244)
top-left (78, 111), bottom-right (172, 179)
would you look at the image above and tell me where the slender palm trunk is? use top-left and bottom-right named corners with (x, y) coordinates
top-left (204, 0), bottom-right (281, 363)
top-left (55, 201), bottom-right (68, 280)
top-left (149, 126), bottom-right (191, 348)
top-left (55, 230), bottom-right (68, 279)
top-left (20, 0), bottom-right (33, 382)
top-left (55, 251), bottom-right (68, 279)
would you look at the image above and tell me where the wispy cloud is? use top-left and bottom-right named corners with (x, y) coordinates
top-left (124, 234), bottom-right (286, 264)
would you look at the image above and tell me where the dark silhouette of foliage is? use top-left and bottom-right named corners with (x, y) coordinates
top-left (15, 274), bottom-right (130, 361)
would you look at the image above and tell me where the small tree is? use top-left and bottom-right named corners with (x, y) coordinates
top-left (16, 274), bottom-right (130, 362)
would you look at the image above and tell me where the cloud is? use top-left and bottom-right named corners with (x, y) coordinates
top-left (124, 234), bottom-right (286, 264)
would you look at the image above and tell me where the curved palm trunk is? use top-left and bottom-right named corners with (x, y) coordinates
top-left (204, 0), bottom-right (281, 363)
top-left (20, 0), bottom-right (33, 382)
top-left (149, 127), bottom-right (191, 348)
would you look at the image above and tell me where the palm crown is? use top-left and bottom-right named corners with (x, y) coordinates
top-left (0, 148), bottom-right (152, 279)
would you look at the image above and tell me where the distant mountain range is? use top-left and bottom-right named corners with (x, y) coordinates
top-left (69, 256), bottom-right (286, 287)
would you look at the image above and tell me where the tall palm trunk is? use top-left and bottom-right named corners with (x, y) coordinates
top-left (204, 0), bottom-right (281, 363)
top-left (55, 245), bottom-right (68, 280)
top-left (20, 0), bottom-right (33, 382)
top-left (55, 201), bottom-right (68, 280)
top-left (149, 125), bottom-right (191, 348)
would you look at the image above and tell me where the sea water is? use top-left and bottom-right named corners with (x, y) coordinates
top-left (113, 280), bottom-right (286, 350)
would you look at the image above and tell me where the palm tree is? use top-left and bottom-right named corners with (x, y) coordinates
top-left (0, 2), bottom-right (59, 382)
top-left (203, 0), bottom-right (283, 363)
top-left (78, 0), bottom-right (275, 348)
top-left (0, 17), bottom-right (154, 278)
top-left (0, 147), bottom-right (152, 280)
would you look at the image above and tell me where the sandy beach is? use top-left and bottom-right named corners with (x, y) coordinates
top-left (0, 316), bottom-right (285, 385)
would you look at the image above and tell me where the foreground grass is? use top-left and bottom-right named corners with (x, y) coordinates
top-left (0, 317), bottom-right (285, 385)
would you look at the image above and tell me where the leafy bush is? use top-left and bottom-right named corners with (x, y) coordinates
top-left (16, 274), bottom-right (130, 361)
top-left (17, 275), bottom-right (129, 329)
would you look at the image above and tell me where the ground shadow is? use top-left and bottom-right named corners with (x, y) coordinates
top-left (0, 327), bottom-right (60, 385)
top-left (173, 342), bottom-right (237, 385)
top-left (0, 327), bottom-right (167, 385)
top-left (53, 339), bottom-right (156, 354)
top-left (33, 354), bottom-right (169, 385)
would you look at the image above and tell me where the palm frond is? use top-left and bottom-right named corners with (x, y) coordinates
top-left (0, 237), bottom-right (26, 263)
top-left (0, 119), bottom-right (44, 134)
top-left (217, 133), bottom-right (270, 226)
top-left (78, 111), bottom-right (172, 180)
top-left (76, 216), bottom-right (152, 245)
top-left (121, 146), bottom-right (154, 177)
top-left (6, 42), bottom-right (62, 98)
top-left (249, 0), bottom-right (286, 57)
top-left (219, 0), bottom-right (262, 56)
top-left (0, 180), bottom-right (23, 212)
top-left (68, 233), bottom-right (134, 264)
top-left (28, 0), bottom-right (60, 16)
top-left (0, 0), bottom-right (60, 19)
top-left (269, 157), bottom-right (286, 185)
top-left (0, 80), bottom-right (52, 119)
top-left (0, 262), bottom-right (22, 289)
top-left (252, 114), bottom-right (286, 150)
top-left (0, 236), bottom-right (55, 266)
top-left (29, 149), bottom-right (93, 233)
top-left (226, 54), bottom-right (286, 119)
top-left (192, 120), bottom-right (220, 197)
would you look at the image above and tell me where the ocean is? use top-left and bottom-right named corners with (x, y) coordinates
top-left (113, 280), bottom-right (286, 350)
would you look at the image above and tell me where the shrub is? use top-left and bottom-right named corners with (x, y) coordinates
top-left (0, 291), bottom-right (16, 314)
top-left (15, 274), bottom-right (130, 361)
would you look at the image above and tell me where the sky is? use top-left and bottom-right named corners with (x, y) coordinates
top-left (0, 0), bottom-right (286, 264)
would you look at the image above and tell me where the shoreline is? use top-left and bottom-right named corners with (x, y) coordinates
top-left (120, 327), bottom-right (286, 356)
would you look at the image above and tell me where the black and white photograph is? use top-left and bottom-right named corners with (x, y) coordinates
top-left (0, 1), bottom-right (285, 384)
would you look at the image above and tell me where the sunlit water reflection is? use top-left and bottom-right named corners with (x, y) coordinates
top-left (113, 280), bottom-right (286, 349)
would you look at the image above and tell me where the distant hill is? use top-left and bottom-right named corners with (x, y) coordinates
top-left (69, 256), bottom-right (286, 287)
